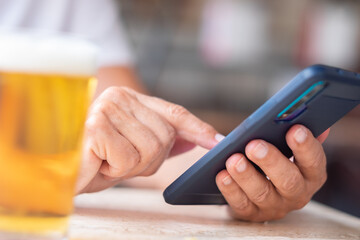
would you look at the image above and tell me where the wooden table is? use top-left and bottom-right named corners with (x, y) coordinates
top-left (70, 188), bottom-right (360, 240)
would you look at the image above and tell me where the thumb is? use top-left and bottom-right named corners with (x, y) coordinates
top-left (135, 93), bottom-right (221, 149)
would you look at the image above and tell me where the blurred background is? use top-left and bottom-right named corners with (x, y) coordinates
top-left (117, 0), bottom-right (360, 217)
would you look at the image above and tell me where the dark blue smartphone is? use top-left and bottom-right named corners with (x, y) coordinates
top-left (163, 65), bottom-right (360, 205)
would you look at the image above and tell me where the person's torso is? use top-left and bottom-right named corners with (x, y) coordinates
top-left (0, 0), bottom-right (77, 31)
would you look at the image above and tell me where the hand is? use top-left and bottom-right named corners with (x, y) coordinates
top-left (76, 87), bottom-right (220, 194)
top-left (216, 125), bottom-right (330, 222)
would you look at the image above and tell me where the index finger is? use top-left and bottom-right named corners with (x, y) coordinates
top-left (134, 92), bottom-right (219, 149)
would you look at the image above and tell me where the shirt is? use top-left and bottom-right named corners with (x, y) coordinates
top-left (0, 0), bottom-right (134, 67)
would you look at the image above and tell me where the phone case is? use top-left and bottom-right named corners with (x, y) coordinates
top-left (163, 65), bottom-right (360, 205)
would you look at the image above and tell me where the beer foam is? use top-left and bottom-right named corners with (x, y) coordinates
top-left (0, 31), bottom-right (98, 76)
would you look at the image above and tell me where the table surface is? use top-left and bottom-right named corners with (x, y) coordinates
top-left (70, 188), bottom-right (360, 240)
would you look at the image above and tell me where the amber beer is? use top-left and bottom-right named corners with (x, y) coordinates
top-left (0, 32), bottom-right (97, 239)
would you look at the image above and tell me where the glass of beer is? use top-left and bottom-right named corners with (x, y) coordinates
top-left (0, 31), bottom-right (98, 240)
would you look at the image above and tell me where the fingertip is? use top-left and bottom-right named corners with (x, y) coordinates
top-left (216, 169), bottom-right (231, 186)
top-left (244, 140), bottom-right (256, 157)
top-left (222, 175), bottom-right (233, 186)
top-left (216, 169), bottom-right (229, 180)
top-left (294, 126), bottom-right (308, 144)
top-left (200, 138), bottom-right (218, 150)
top-left (185, 125), bottom-right (220, 149)
top-left (245, 140), bottom-right (268, 160)
top-left (286, 125), bottom-right (315, 148)
top-left (226, 153), bottom-right (246, 172)
top-left (206, 129), bottom-right (223, 148)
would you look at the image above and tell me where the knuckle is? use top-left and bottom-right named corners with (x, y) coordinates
top-left (116, 87), bottom-right (132, 100)
top-left (125, 152), bottom-right (141, 171)
top-left (252, 183), bottom-right (272, 204)
top-left (232, 197), bottom-right (251, 212)
top-left (103, 86), bottom-right (134, 105)
top-left (105, 156), bottom-right (140, 179)
top-left (162, 124), bottom-right (176, 150)
top-left (98, 101), bottom-right (118, 115)
top-left (143, 138), bottom-right (163, 164)
top-left (86, 139), bottom-right (105, 160)
top-left (167, 125), bottom-right (177, 140)
top-left (301, 146), bottom-right (326, 170)
top-left (90, 94), bottom-right (116, 113)
top-left (101, 86), bottom-right (123, 101)
top-left (120, 86), bottom-right (135, 94)
top-left (310, 152), bottom-right (325, 169)
top-left (167, 104), bottom-right (189, 120)
top-left (282, 172), bottom-right (302, 194)
top-left (151, 138), bottom-right (163, 156)
top-left (85, 113), bottom-right (106, 133)
top-left (84, 117), bottom-right (97, 132)
top-left (104, 86), bottom-right (122, 96)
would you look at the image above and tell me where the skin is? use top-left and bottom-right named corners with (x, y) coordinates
top-left (216, 125), bottom-right (330, 222)
top-left (76, 86), bottom-right (219, 193)
top-left (77, 65), bottom-right (329, 222)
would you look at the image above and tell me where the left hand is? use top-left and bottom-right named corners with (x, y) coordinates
top-left (216, 125), bottom-right (330, 222)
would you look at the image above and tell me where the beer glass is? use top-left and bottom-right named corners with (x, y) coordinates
top-left (0, 32), bottom-right (98, 240)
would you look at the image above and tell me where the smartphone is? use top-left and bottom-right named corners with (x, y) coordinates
top-left (163, 65), bottom-right (360, 205)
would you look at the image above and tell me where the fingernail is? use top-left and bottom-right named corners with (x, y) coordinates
top-left (215, 133), bottom-right (225, 142)
top-left (294, 127), bottom-right (307, 144)
top-left (252, 142), bottom-right (268, 159)
top-left (222, 175), bottom-right (232, 185)
top-left (236, 157), bottom-right (246, 172)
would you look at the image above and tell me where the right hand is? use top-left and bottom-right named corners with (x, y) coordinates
top-left (76, 87), bottom-right (220, 194)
